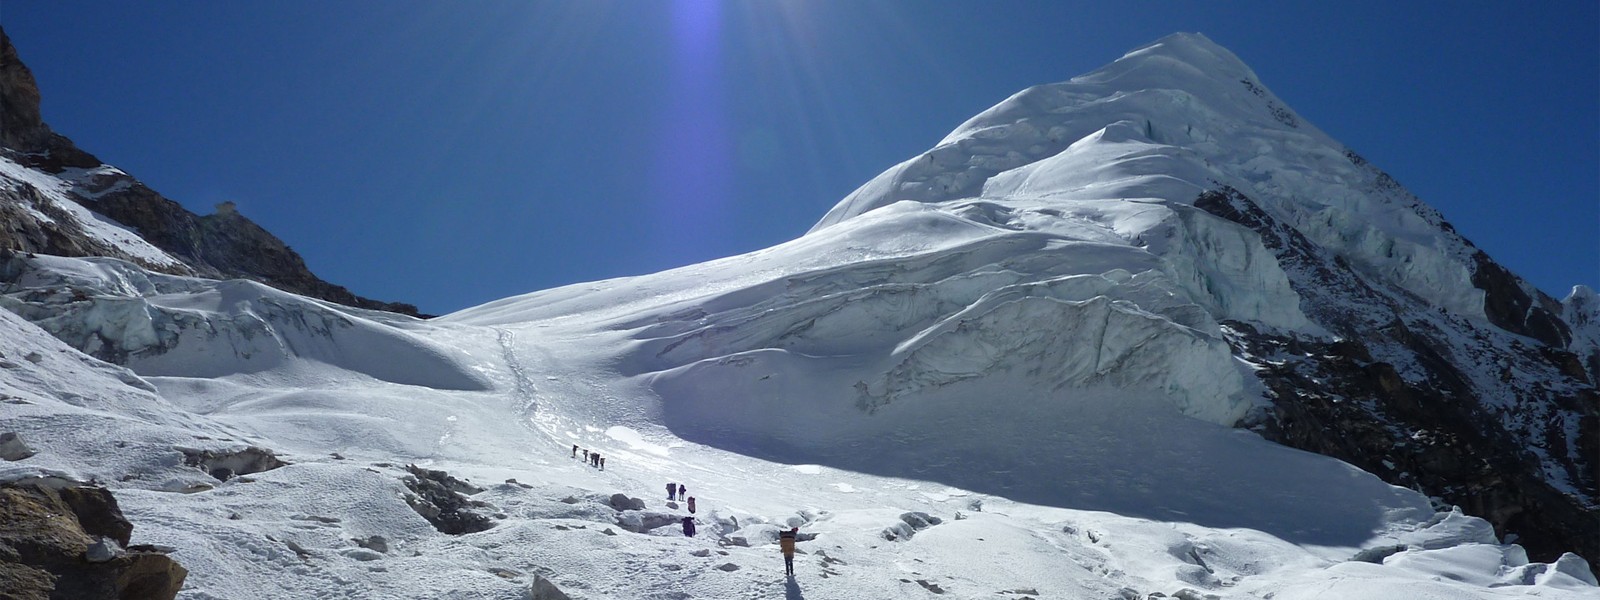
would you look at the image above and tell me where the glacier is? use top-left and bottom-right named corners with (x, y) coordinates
top-left (1, 32), bottom-right (1595, 599)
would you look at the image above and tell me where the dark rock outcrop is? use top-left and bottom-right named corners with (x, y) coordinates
top-left (180, 446), bottom-right (287, 481)
top-left (527, 574), bottom-right (573, 600)
top-left (882, 512), bottom-right (941, 542)
top-left (400, 465), bottom-right (496, 535)
top-left (1471, 251), bottom-right (1571, 348)
top-left (607, 493), bottom-right (646, 512)
top-left (0, 481), bottom-right (186, 599)
top-left (0, 27), bottom-right (424, 318)
top-left (1196, 186), bottom-right (1599, 568)
top-left (1229, 322), bottom-right (1600, 567)
top-left (0, 29), bottom-right (98, 171)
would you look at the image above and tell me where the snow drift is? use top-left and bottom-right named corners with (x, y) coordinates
top-left (1, 31), bottom-right (1595, 599)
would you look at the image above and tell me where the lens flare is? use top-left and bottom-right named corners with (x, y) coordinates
top-left (648, 0), bottom-right (735, 261)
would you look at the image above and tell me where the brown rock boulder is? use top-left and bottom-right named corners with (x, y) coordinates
top-left (0, 483), bottom-right (186, 599)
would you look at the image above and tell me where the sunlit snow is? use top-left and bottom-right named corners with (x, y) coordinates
top-left (1, 32), bottom-right (1594, 599)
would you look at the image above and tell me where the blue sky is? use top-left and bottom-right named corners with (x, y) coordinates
top-left (5, 1), bottom-right (1596, 315)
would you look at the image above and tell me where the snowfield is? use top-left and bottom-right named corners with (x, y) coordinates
top-left (2, 33), bottom-right (1596, 599)
top-left (4, 275), bottom-right (1595, 599)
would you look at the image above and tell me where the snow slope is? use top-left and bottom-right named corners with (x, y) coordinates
top-left (4, 252), bottom-right (1595, 599)
top-left (812, 33), bottom-right (1492, 326)
top-left (2, 33), bottom-right (1596, 599)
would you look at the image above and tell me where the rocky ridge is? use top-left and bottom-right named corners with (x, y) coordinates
top-left (1188, 185), bottom-right (1598, 563)
top-left (0, 27), bottom-right (424, 318)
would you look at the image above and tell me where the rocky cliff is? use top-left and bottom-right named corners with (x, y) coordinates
top-left (1194, 186), bottom-right (1598, 565)
top-left (0, 28), bottom-right (424, 318)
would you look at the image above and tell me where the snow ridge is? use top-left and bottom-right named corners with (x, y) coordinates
top-left (0, 32), bottom-right (1596, 599)
top-left (812, 32), bottom-right (1494, 329)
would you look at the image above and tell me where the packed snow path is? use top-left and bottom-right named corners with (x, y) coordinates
top-left (1, 31), bottom-right (1595, 599)
top-left (494, 326), bottom-right (539, 417)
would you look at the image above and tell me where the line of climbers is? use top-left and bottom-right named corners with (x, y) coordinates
top-left (668, 481), bottom-right (697, 537)
top-left (666, 480), bottom-right (799, 577)
top-left (572, 444), bottom-right (605, 470)
top-left (565, 445), bottom-right (801, 577)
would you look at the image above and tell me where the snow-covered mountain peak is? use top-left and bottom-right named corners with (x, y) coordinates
top-left (1079, 32), bottom-right (1266, 102)
top-left (973, 32), bottom-right (1274, 140)
top-left (821, 32), bottom-right (1312, 224)
top-left (2, 31), bottom-right (1596, 598)
top-left (1566, 284), bottom-right (1598, 313)
top-left (808, 33), bottom-right (1533, 335)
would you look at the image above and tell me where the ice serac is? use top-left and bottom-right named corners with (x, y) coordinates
top-left (1, 29), bottom-right (1598, 597)
top-left (0, 254), bottom-right (487, 390)
top-left (633, 32), bottom-right (1598, 564)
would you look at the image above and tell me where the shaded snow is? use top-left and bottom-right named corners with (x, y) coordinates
top-left (2, 249), bottom-right (1591, 598)
top-left (1, 32), bottom-right (1594, 600)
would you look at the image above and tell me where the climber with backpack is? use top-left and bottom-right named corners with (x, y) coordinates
top-left (779, 527), bottom-right (798, 576)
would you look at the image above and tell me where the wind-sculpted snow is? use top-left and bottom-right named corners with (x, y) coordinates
top-left (1, 31), bottom-right (1595, 598)
top-left (872, 291), bottom-right (1243, 423)
top-left (0, 254), bottom-right (488, 391)
top-left (0, 305), bottom-right (262, 491)
top-left (625, 234), bottom-right (1166, 363)
top-left (444, 202), bottom-right (1004, 328)
top-left (567, 208), bottom-right (1253, 428)
top-left (811, 33), bottom-right (1498, 328)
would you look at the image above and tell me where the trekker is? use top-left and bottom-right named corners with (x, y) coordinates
top-left (571, 444), bottom-right (578, 458)
top-left (591, 452), bottom-right (601, 468)
top-left (681, 516), bottom-right (696, 537)
top-left (779, 527), bottom-right (798, 576)
top-left (598, 456), bottom-right (606, 470)
top-left (677, 484), bottom-right (687, 500)
top-left (667, 482), bottom-right (677, 501)
top-left (687, 496), bottom-right (696, 514)
top-left (582, 449), bottom-right (590, 462)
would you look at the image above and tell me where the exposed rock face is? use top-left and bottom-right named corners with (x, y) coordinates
top-left (180, 446), bottom-right (287, 481)
top-left (1472, 250), bottom-right (1571, 348)
top-left (1197, 187), bottom-right (1599, 567)
top-left (0, 27), bottom-right (424, 318)
top-left (0, 30), bottom-right (97, 171)
top-left (0, 482), bottom-right (187, 599)
top-left (400, 465), bottom-right (496, 535)
top-left (527, 574), bottom-right (573, 600)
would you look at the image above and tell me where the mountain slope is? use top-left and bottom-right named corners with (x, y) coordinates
top-left (797, 32), bottom-right (1597, 563)
top-left (0, 31), bottom-right (1595, 599)
top-left (0, 28), bottom-right (424, 317)
top-left (456, 32), bottom-right (1597, 563)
